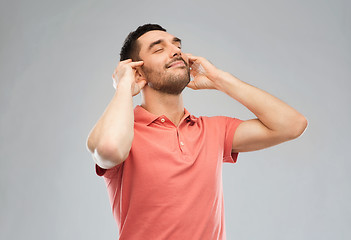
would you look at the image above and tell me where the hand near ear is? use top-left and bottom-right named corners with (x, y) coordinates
top-left (186, 54), bottom-right (225, 90)
top-left (112, 59), bottom-right (147, 96)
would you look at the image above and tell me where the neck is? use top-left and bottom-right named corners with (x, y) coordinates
top-left (141, 86), bottom-right (185, 126)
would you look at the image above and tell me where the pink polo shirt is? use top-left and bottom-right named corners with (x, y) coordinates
top-left (96, 105), bottom-right (243, 240)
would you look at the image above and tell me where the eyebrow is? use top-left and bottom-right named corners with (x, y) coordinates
top-left (147, 37), bottom-right (182, 51)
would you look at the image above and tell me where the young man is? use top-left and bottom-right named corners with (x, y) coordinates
top-left (86, 24), bottom-right (307, 240)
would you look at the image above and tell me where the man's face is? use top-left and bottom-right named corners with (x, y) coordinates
top-left (137, 30), bottom-right (190, 95)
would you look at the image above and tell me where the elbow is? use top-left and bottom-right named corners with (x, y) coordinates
top-left (86, 132), bottom-right (132, 169)
top-left (86, 137), bottom-right (130, 169)
top-left (94, 141), bottom-right (128, 168)
top-left (287, 114), bottom-right (308, 140)
top-left (86, 136), bottom-right (95, 154)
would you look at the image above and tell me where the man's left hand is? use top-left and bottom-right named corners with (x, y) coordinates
top-left (186, 54), bottom-right (225, 90)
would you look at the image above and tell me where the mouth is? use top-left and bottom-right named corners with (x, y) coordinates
top-left (167, 60), bottom-right (186, 68)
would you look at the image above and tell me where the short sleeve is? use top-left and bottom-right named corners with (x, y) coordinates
top-left (95, 162), bottom-right (124, 178)
top-left (223, 117), bottom-right (243, 163)
top-left (95, 164), bottom-right (106, 176)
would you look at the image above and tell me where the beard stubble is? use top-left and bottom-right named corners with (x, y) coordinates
top-left (142, 61), bottom-right (191, 95)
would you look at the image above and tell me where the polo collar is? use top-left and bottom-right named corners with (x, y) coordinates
top-left (134, 105), bottom-right (196, 126)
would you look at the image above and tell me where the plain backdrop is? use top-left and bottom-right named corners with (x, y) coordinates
top-left (1, 0), bottom-right (350, 239)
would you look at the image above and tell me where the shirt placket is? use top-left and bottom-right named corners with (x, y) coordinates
top-left (176, 129), bottom-right (185, 152)
top-left (159, 116), bottom-right (187, 153)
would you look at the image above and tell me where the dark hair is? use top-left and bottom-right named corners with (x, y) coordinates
top-left (120, 24), bottom-right (167, 61)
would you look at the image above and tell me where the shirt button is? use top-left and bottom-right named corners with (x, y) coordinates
top-left (160, 118), bottom-right (165, 123)
top-left (180, 141), bottom-right (184, 146)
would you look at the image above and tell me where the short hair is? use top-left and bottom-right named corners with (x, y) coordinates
top-left (120, 24), bottom-right (167, 61)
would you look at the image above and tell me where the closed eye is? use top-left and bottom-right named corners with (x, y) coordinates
top-left (175, 43), bottom-right (182, 49)
top-left (154, 48), bottom-right (163, 53)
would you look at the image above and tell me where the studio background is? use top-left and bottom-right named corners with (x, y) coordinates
top-left (1, 0), bottom-right (350, 239)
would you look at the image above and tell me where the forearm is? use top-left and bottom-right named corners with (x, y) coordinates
top-left (217, 71), bottom-right (307, 137)
top-left (87, 81), bottom-right (134, 168)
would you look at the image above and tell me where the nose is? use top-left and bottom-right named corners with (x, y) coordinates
top-left (170, 44), bottom-right (182, 58)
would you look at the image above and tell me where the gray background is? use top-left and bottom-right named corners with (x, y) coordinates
top-left (1, 0), bottom-right (350, 239)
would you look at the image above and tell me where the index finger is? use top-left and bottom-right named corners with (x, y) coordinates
top-left (119, 59), bottom-right (132, 65)
top-left (185, 53), bottom-right (198, 61)
top-left (129, 61), bottom-right (144, 67)
top-left (128, 60), bottom-right (144, 68)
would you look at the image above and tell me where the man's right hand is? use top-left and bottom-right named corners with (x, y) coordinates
top-left (112, 59), bottom-right (146, 96)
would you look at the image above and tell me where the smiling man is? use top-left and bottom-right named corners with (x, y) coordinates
top-left (86, 24), bottom-right (307, 240)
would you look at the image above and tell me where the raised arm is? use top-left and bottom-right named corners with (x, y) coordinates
top-left (186, 54), bottom-right (307, 152)
top-left (86, 59), bottom-right (146, 169)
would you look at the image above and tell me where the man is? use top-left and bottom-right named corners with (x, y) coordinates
top-left (86, 24), bottom-right (307, 240)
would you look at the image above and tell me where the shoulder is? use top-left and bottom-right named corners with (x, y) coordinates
top-left (197, 115), bottom-right (242, 125)
top-left (191, 115), bottom-right (243, 134)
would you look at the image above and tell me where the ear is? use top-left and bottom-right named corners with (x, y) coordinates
top-left (135, 67), bottom-right (147, 83)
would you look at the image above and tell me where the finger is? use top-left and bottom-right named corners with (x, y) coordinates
top-left (187, 56), bottom-right (201, 69)
top-left (120, 59), bottom-right (133, 64)
top-left (116, 59), bottom-right (132, 69)
top-left (117, 59), bottom-right (132, 68)
top-left (190, 68), bottom-right (197, 77)
top-left (129, 61), bottom-right (144, 68)
top-left (186, 54), bottom-right (199, 62)
top-left (187, 55), bottom-right (210, 68)
top-left (190, 62), bottom-right (206, 75)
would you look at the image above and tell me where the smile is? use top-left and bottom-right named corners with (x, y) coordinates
top-left (167, 60), bottom-right (186, 68)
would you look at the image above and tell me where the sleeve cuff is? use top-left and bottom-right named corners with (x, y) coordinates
top-left (95, 164), bottom-right (107, 176)
top-left (223, 118), bottom-right (243, 164)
